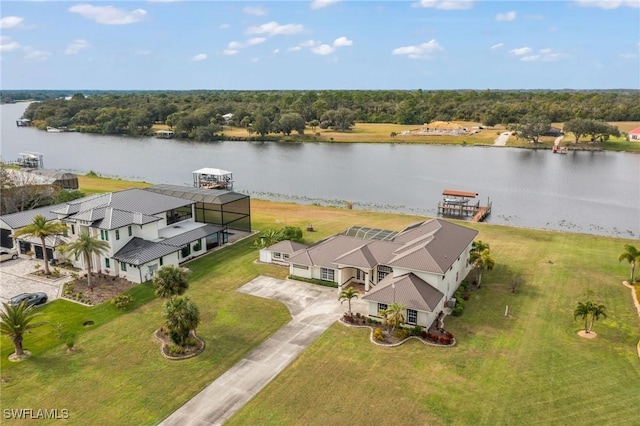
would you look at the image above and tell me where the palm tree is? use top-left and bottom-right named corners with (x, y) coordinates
top-left (65, 232), bottom-right (110, 291)
top-left (154, 265), bottom-right (190, 298)
top-left (385, 302), bottom-right (406, 332)
top-left (573, 300), bottom-right (594, 333)
top-left (618, 244), bottom-right (640, 283)
top-left (0, 301), bottom-right (45, 358)
top-left (588, 302), bottom-right (607, 333)
top-left (471, 240), bottom-right (490, 254)
top-left (471, 248), bottom-right (495, 288)
top-left (338, 287), bottom-right (359, 316)
top-left (163, 296), bottom-right (200, 346)
top-left (253, 229), bottom-right (282, 249)
top-left (13, 215), bottom-right (67, 275)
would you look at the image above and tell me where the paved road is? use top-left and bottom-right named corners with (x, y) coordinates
top-left (493, 131), bottom-right (511, 146)
top-left (160, 276), bottom-right (365, 426)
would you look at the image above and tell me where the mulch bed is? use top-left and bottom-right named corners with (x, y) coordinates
top-left (154, 328), bottom-right (205, 360)
top-left (63, 274), bottom-right (137, 306)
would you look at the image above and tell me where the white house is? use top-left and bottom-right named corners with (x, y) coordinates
top-left (2, 186), bottom-right (252, 283)
top-left (259, 240), bottom-right (309, 265)
top-left (628, 127), bottom-right (640, 141)
top-left (269, 218), bottom-right (478, 329)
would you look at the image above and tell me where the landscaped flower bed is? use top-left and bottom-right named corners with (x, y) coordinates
top-left (62, 274), bottom-right (137, 306)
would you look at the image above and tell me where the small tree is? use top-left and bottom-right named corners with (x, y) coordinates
top-left (618, 244), bottom-right (640, 283)
top-left (574, 300), bottom-right (607, 333)
top-left (163, 296), bottom-right (200, 346)
top-left (0, 302), bottom-right (45, 358)
top-left (385, 302), bottom-right (406, 332)
top-left (338, 287), bottom-right (359, 316)
top-left (154, 265), bottom-right (190, 298)
top-left (64, 232), bottom-right (110, 292)
top-left (13, 215), bottom-right (67, 275)
top-left (470, 242), bottom-right (495, 288)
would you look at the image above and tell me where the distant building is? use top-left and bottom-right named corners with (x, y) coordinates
top-left (628, 127), bottom-right (640, 141)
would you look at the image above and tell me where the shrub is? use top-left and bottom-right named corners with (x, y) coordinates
top-left (373, 327), bottom-right (384, 341)
top-left (63, 283), bottom-right (75, 296)
top-left (411, 325), bottom-right (423, 336)
top-left (184, 337), bottom-right (197, 347)
top-left (111, 294), bottom-right (133, 310)
top-left (395, 328), bottom-right (412, 340)
top-left (65, 333), bottom-right (76, 350)
top-left (167, 345), bottom-right (183, 355)
top-left (452, 305), bottom-right (464, 317)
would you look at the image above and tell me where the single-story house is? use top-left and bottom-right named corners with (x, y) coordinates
top-left (263, 218), bottom-right (478, 329)
top-left (259, 240), bottom-right (309, 265)
top-left (628, 127), bottom-right (640, 141)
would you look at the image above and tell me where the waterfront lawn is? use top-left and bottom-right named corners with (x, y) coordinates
top-left (228, 225), bottom-right (640, 426)
top-left (78, 173), bottom-right (151, 194)
top-left (0, 238), bottom-right (290, 426)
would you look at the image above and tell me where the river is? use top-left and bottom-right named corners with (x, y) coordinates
top-left (1, 102), bottom-right (638, 238)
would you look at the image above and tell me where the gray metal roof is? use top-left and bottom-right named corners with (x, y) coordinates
top-left (343, 226), bottom-right (398, 241)
top-left (113, 224), bottom-right (223, 265)
top-left (53, 188), bottom-right (192, 217)
top-left (0, 203), bottom-right (68, 229)
top-left (93, 208), bottom-right (160, 230)
top-left (145, 184), bottom-right (249, 205)
top-left (160, 224), bottom-right (224, 247)
top-left (112, 238), bottom-right (178, 266)
top-left (362, 273), bottom-right (444, 312)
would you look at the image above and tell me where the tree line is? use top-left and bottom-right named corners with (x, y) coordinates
top-left (14, 89), bottom-right (640, 140)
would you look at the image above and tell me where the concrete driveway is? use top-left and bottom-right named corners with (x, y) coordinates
top-left (160, 276), bottom-right (366, 426)
top-left (0, 257), bottom-right (72, 307)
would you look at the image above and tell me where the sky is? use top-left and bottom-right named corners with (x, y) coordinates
top-left (1, 0), bottom-right (639, 90)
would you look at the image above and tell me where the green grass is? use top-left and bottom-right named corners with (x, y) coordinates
top-left (2, 179), bottom-right (639, 425)
top-left (228, 225), bottom-right (640, 426)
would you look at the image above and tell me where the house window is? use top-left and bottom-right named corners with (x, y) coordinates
top-left (120, 262), bottom-right (127, 272)
top-left (283, 254), bottom-right (289, 260)
top-left (71, 224), bottom-right (75, 234)
top-left (273, 252), bottom-right (282, 259)
top-left (320, 267), bottom-right (335, 281)
top-left (105, 258), bottom-right (110, 268)
top-left (166, 206), bottom-right (192, 225)
top-left (100, 230), bottom-right (109, 241)
top-left (181, 245), bottom-right (191, 258)
top-left (128, 226), bottom-right (132, 237)
top-left (193, 240), bottom-right (202, 251)
top-left (159, 257), bottom-right (163, 266)
top-left (293, 264), bottom-right (308, 270)
top-left (456, 272), bottom-right (459, 281)
top-left (377, 303), bottom-right (388, 315)
top-left (115, 230), bottom-right (120, 240)
top-left (377, 265), bottom-right (392, 282)
top-left (407, 309), bottom-right (418, 325)
top-left (62, 229), bottom-right (68, 237)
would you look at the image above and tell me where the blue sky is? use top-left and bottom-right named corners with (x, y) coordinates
top-left (1, 0), bottom-right (639, 90)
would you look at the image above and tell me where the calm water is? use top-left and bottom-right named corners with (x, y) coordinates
top-left (1, 102), bottom-right (639, 238)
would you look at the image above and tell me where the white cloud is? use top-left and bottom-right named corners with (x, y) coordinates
top-left (223, 49), bottom-right (238, 56)
top-left (226, 37), bottom-right (266, 54)
top-left (243, 6), bottom-right (267, 16)
top-left (287, 46), bottom-right (302, 52)
top-left (510, 47), bottom-right (532, 56)
top-left (191, 53), bottom-right (207, 61)
top-left (412, 0), bottom-right (475, 10)
top-left (250, 57), bottom-right (259, 63)
top-left (0, 16), bottom-right (24, 29)
top-left (23, 47), bottom-right (51, 62)
top-left (573, 0), bottom-right (639, 9)
top-left (311, 44), bottom-right (335, 55)
top-left (0, 36), bottom-right (21, 52)
top-left (247, 21), bottom-right (304, 36)
top-left (333, 36), bottom-right (353, 47)
top-left (247, 37), bottom-right (266, 46)
top-left (620, 53), bottom-right (638, 59)
top-left (516, 48), bottom-right (566, 62)
top-left (69, 4), bottom-right (147, 25)
top-left (228, 41), bottom-right (243, 50)
top-left (496, 11), bottom-right (516, 21)
top-left (65, 39), bottom-right (90, 55)
top-left (299, 40), bottom-right (318, 47)
top-left (392, 39), bottom-right (443, 59)
top-left (491, 42), bottom-right (504, 49)
top-left (219, 23), bottom-right (230, 30)
top-left (310, 0), bottom-right (341, 9)
top-left (273, 48), bottom-right (280, 54)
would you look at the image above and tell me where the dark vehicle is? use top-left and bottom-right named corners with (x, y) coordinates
top-left (8, 292), bottom-right (48, 307)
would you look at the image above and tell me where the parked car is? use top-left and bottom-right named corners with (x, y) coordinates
top-left (0, 248), bottom-right (18, 262)
top-left (8, 292), bottom-right (48, 307)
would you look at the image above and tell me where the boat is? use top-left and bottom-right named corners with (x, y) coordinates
top-left (552, 145), bottom-right (568, 154)
top-left (155, 130), bottom-right (175, 139)
top-left (192, 168), bottom-right (234, 190)
top-left (46, 126), bottom-right (62, 132)
top-left (443, 197), bottom-right (470, 205)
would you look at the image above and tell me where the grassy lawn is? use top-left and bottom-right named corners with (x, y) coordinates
top-left (77, 173), bottom-right (151, 195)
top-left (228, 224), bottom-right (640, 426)
top-left (2, 178), bottom-right (639, 425)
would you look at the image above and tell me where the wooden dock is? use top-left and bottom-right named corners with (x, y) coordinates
top-left (437, 197), bottom-right (492, 223)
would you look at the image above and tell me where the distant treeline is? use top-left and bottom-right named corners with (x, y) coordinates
top-left (9, 89), bottom-right (640, 140)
